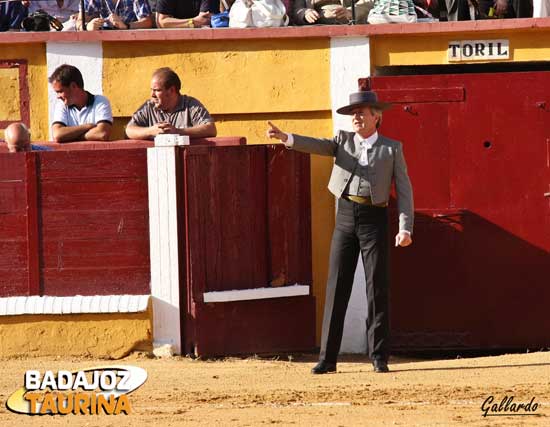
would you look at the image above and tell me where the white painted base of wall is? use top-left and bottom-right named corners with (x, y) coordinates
top-left (0, 295), bottom-right (149, 316)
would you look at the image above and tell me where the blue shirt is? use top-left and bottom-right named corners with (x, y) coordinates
top-left (31, 144), bottom-right (53, 151)
top-left (84, 0), bottom-right (152, 25)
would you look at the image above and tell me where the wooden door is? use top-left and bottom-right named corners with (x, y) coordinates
top-left (366, 71), bottom-right (550, 350)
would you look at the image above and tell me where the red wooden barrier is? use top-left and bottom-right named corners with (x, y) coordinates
top-left (0, 138), bottom-right (246, 297)
top-left (1, 138), bottom-right (315, 356)
top-left (0, 154), bottom-right (30, 296)
top-left (0, 149), bottom-right (150, 296)
top-left (362, 72), bottom-right (550, 351)
top-left (181, 145), bottom-right (315, 356)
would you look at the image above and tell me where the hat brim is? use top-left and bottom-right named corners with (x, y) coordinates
top-left (336, 101), bottom-right (392, 115)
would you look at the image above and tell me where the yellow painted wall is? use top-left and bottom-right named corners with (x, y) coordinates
top-left (0, 44), bottom-right (48, 141)
top-left (372, 30), bottom-right (550, 67)
top-left (0, 68), bottom-right (21, 121)
top-left (103, 39), bottom-right (330, 116)
top-left (0, 310), bottom-right (152, 359)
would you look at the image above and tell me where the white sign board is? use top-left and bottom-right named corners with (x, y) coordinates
top-left (448, 40), bottom-right (509, 62)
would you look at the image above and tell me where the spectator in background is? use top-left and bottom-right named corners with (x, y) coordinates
top-left (533, 0), bottom-right (549, 15)
top-left (443, 0), bottom-right (472, 19)
top-left (478, 0), bottom-right (532, 17)
top-left (27, 0), bottom-right (81, 30)
top-left (49, 64), bottom-right (113, 143)
top-left (2, 123), bottom-right (51, 152)
top-left (126, 67), bottom-right (216, 140)
top-left (80, 0), bottom-right (152, 30)
top-left (413, 0), bottom-right (440, 19)
top-left (156, 0), bottom-right (211, 28)
top-left (218, 0), bottom-right (292, 13)
top-left (210, 0), bottom-right (221, 12)
top-left (293, 0), bottom-right (373, 25)
top-left (0, 1), bottom-right (28, 31)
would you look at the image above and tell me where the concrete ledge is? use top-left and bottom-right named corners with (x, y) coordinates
top-left (203, 285), bottom-right (310, 303)
top-left (0, 295), bottom-right (150, 316)
top-left (1, 18), bottom-right (550, 44)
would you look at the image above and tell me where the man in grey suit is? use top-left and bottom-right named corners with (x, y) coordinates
top-left (267, 90), bottom-right (414, 374)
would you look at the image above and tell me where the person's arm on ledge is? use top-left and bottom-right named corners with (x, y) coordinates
top-left (126, 122), bottom-right (217, 140)
top-left (128, 15), bottom-right (153, 29)
top-left (156, 12), bottom-right (211, 28)
top-left (84, 122), bottom-right (112, 141)
top-left (52, 123), bottom-right (94, 143)
top-left (178, 122), bottom-right (217, 138)
top-left (125, 123), bottom-right (160, 140)
top-left (108, 13), bottom-right (153, 29)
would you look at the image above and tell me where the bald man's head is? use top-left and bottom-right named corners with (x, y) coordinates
top-left (4, 123), bottom-right (31, 153)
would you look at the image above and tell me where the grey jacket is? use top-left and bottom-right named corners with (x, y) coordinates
top-left (292, 131), bottom-right (414, 233)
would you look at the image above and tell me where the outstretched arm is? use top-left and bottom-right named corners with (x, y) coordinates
top-left (266, 121), bottom-right (289, 143)
top-left (266, 121), bottom-right (338, 156)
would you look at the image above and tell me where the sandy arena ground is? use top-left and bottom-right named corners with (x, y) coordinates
top-left (0, 351), bottom-right (549, 426)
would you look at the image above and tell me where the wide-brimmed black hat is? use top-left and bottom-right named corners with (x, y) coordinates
top-left (336, 91), bottom-right (392, 115)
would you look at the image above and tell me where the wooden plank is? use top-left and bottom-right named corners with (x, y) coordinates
top-left (182, 149), bottom-right (209, 304)
top-left (0, 154), bottom-right (26, 180)
top-left (39, 149), bottom-right (148, 179)
top-left (41, 211), bottom-right (149, 240)
top-left (193, 295), bottom-right (316, 357)
top-left (360, 86), bottom-right (465, 103)
top-left (40, 179), bottom-right (148, 211)
top-left (267, 146), bottom-right (312, 286)
top-left (0, 241), bottom-right (27, 269)
top-left (0, 269), bottom-right (29, 297)
top-left (0, 183), bottom-right (27, 213)
top-left (0, 214), bottom-right (27, 240)
top-left (201, 146), bottom-right (268, 292)
top-left (41, 239), bottom-right (150, 269)
top-left (41, 267), bottom-right (150, 296)
top-left (25, 153), bottom-right (40, 296)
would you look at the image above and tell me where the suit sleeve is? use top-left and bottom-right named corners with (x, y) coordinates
top-left (292, 0), bottom-right (310, 25)
top-left (290, 133), bottom-right (340, 157)
top-left (393, 142), bottom-right (414, 233)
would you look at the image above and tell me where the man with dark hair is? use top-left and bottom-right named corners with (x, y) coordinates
top-left (2, 123), bottom-right (51, 152)
top-left (156, 0), bottom-right (211, 28)
top-left (49, 64), bottom-right (113, 143)
top-left (126, 67), bottom-right (216, 140)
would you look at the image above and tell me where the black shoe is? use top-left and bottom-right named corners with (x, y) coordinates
top-left (311, 361), bottom-right (337, 374)
top-left (372, 359), bottom-right (389, 373)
